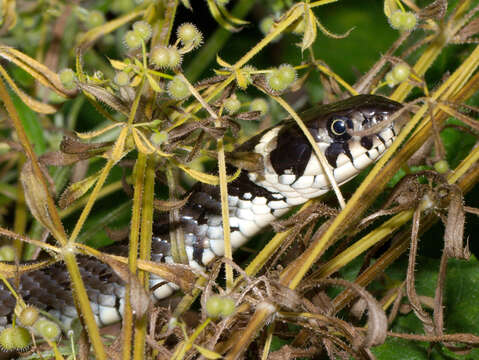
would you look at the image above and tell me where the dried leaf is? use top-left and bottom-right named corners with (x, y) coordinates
top-left (129, 272), bottom-right (151, 319)
top-left (0, 0), bottom-right (17, 34)
top-left (216, 54), bottom-right (231, 68)
top-left (60, 136), bottom-right (112, 154)
top-left (419, 0), bottom-right (447, 19)
top-left (40, 151), bottom-right (87, 166)
top-left (102, 256), bottom-right (151, 318)
top-left (443, 185), bottom-right (470, 260)
top-left (217, 3), bottom-right (248, 25)
top-left (180, 0), bottom-right (192, 10)
top-left (154, 194), bottom-right (191, 212)
top-left (225, 151), bottom-right (264, 172)
top-left (20, 161), bottom-right (57, 235)
top-left (138, 260), bottom-right (195, 293)
top-left (454, 17), bottom-right (479, 44)
top-left (132, 128), bottom-right (156, 154)
top-left (77, 82), bottom-right (130, 115)
top-left (315, 17), bottom-right (353, 39)
top-left (58, 171), bottom-right (101, 209)
top-left (146, 73), bottom-right (162, 93)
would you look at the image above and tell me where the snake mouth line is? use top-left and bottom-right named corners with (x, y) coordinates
top-left (330, 126), bottom-right (397, 186)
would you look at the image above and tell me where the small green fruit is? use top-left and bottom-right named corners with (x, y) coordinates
top-left (267, 70), bottom-right (286, 91)
top-left (259, 16), bottom-right (274, 35)
top-left (124, 30), bottom-right (142, 50)
top-left (401, 12), bottom-right (417, 31)
top-left (389, 10), bottom-right (404, 30)
top-left (150, 131), bottom-right (168, 145)
top-left (385, 71), bottom-right (397, 87)
top-left (133, 21), bottom-right (152, 41)
top-left (19, 306), bottom-right (39, 326)
top-left (87, 10), bottom-right (105, 28)
top-left (392, 63), bottom-right (410, 82)
top-left (114, 71), bottom-right (130, 86)
top-left (59, 68), bottom-right (76, 90)
top-left (278, 64), bottom-right (296, 86)
top-left (0, 245), bottom-right (15, 261)
top-left (224, 96), bottom-right (241, 114)
top-left (389, 10), bottom-right (417, 32)
top-left (434, 160), bottom-right (449, 173)
top-left (250, 98), bottom-right (269, 116)
top-left (177, 23), bottom-right (203, 48)
top-left (34, 319), bottom-right (60, 341)
top-left (206, 295), bottom-right (236, 318)
top-left (0, 327), bottom-right (31, 351)
top-left (167, 76), bottom-right (190, 100)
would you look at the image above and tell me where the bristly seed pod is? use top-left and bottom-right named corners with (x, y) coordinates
top-left (133, 21), bottom-right (152, 42)
top-left (167, 75), bottom-right (190, 100)
top-left (0, 327), bottom-right (32, 352)
top-left (177, 23), bottom-right (203, 49)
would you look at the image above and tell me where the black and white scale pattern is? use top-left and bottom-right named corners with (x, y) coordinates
top-left (0, 95), bottom-right (405, 330)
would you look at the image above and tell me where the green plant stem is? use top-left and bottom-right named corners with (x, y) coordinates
top-left (67, 160), bottom-right (115, 244)
top-left (167, 165), bottom-right (189, 264)
top-left (13, 155), bottom-right (26, 259)
top-left (123, 153), bottom-right (147, 360)
top-left (174, 318), bottom-right (212, 359)
top-left (133, 155), bottom-right (156, 360)
top-left (154, 0), bottom-right (179, 48)
top-left (63, 251), bottom-right (106, 360)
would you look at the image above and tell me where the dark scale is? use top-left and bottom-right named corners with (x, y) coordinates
top-left (269, 125), bottom-right (313, 177)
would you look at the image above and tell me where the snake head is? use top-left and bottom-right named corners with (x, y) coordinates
top-left (247, 95), bottom-right (407, 203)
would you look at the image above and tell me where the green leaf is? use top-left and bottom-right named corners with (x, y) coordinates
top-left (373, 256), bottom-right (479, 359)
top-left (11, 92), bottom-right (47, 154)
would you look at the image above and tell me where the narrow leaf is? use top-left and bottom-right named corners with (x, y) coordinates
top-left (59, 171), bottom-right (102, 209)
top-left (0, 65), bottom-right (56, 114)
top-left (177, 163), bottom-right (241, 185)
top-left (108, 58), bottom-right (129, 71)
top-left (384, 0), bottom-right (399, 18)
top-left (75, 123), bottom-right (122, 139)
top-left (300, 8), bottom-right (317, 51)
top-left (193, 345), bottom-right (222, 359)
top-left (206, 0), bottom-right (241, 32)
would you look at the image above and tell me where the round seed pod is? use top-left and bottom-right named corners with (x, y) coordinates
top-left (0, 327), bottom-right (31, 352)
top-left (34, 319), bottom-right (61, 341)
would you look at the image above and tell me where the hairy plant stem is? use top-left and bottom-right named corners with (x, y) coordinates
top-left (133, 155), bottom-right (156, 360)
top-left (13, 154), bottom-right (26, 259)
top-left (123, 152), bottom-right (147, 360)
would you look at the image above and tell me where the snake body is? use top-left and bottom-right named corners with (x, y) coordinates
top-left (0, 95), bottom-right (404, 330)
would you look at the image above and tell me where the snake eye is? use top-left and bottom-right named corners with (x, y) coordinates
top-left (331, 118), bottom-right (347, 136)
